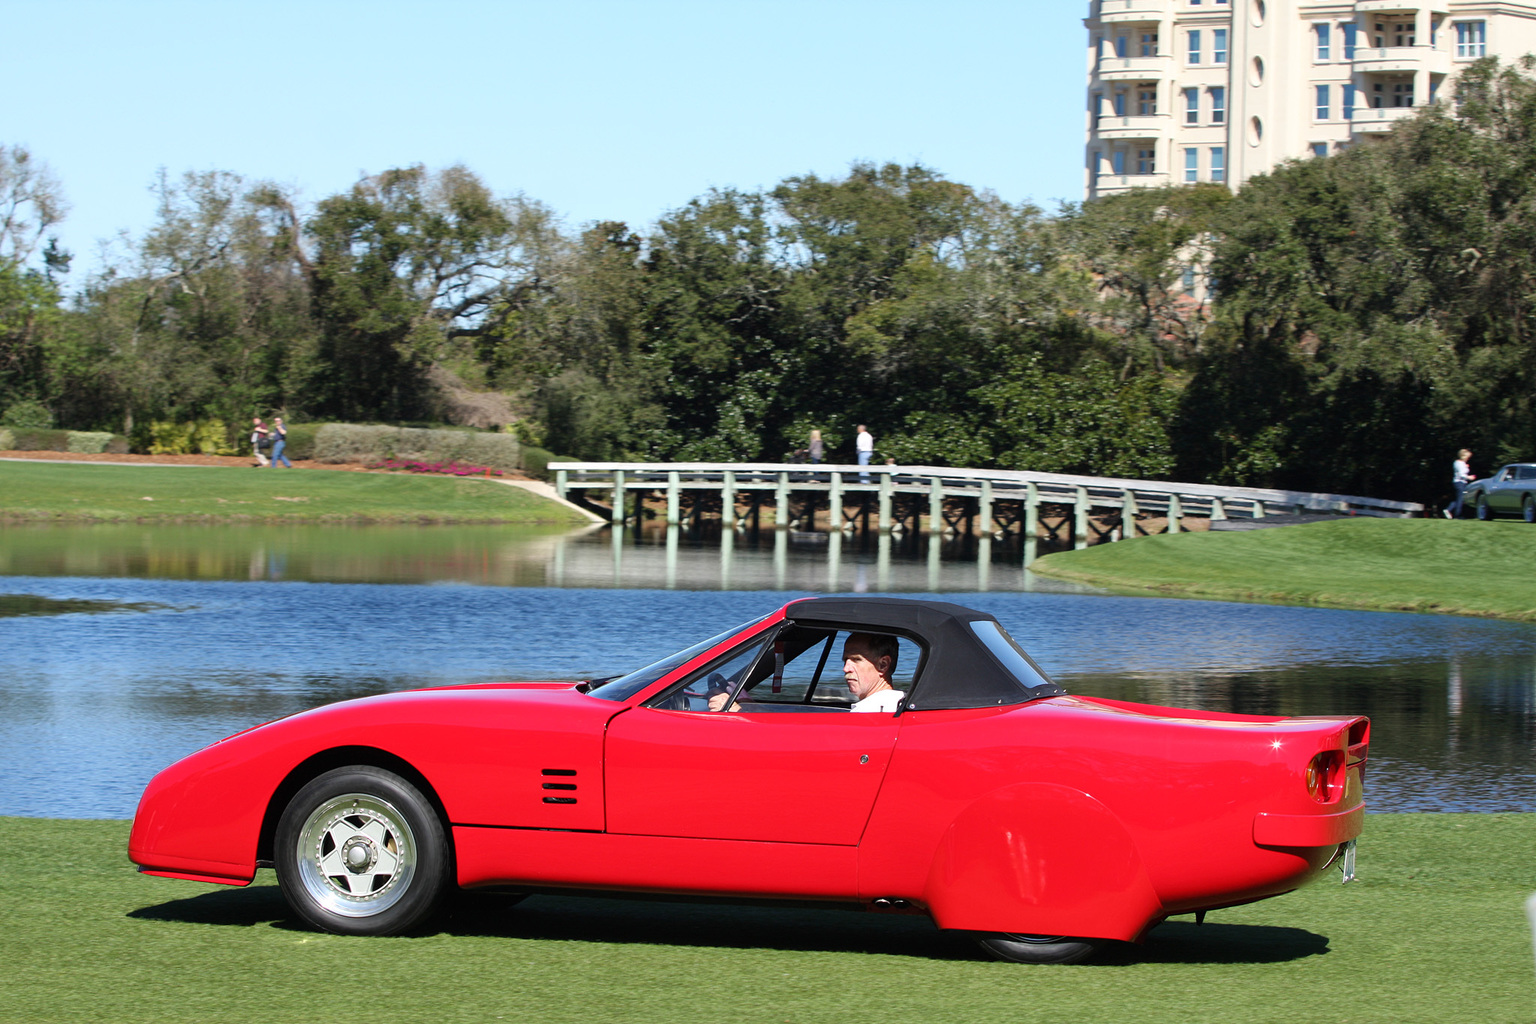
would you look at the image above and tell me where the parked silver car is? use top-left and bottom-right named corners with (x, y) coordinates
top-left (1464, 463), bottom-right (1536, 521)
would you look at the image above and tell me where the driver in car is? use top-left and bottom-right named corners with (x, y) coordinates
top-left (842, 632), bottom-right (904, 712)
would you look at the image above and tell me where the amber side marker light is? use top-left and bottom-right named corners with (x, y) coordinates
top-left (1305, 750), bottom-right (1346, 802)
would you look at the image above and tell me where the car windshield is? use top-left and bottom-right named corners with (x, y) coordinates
top-left (586, 613), bottom-right (775, 702)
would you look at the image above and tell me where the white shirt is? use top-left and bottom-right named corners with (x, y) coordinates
top-left (851, 688), bottom-right (904, 713)
top-left (1454, 459), bottom-right (1471, 485)
top-left (856, 431), bottom-right (874, 453)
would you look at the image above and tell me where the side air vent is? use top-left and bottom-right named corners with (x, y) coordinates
top-left (541, 768), bottom-right (578, 804)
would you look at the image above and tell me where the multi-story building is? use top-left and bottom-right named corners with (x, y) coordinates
top-left (1084, 0), bottom-right (1536, 199)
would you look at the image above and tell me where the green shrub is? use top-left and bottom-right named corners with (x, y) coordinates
top-left (66, 432), bottom-right (117, 454)
top-left (312, 424), bottom-right (521, 472)
top-left (0, 400), bottom-right (52, 429)
top-left (519, 446), bottom-right (578, 481)
top-left (0, 428), bottom-right (12, 450)
top-left (146, 420), bottom-right (237, 456)
top-left (280, 422), bottom-right (325, 460)
top-left (9, 428), bottom-right (71, 451)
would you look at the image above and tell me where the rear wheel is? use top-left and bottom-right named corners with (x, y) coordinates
top-left (976, 932), bottom-right (1106, 965)
top-left (1477, 495), bottom-right (1492, 521)
top-left (275, 766), bottom-right (449, 936)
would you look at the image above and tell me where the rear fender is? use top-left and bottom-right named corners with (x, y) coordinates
top-left (922, 783), bottom-right (1162, 943)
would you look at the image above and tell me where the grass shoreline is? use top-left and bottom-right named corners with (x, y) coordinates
top-left (1031, 517), bottom-right (1536, 623)
top-left (0, 459), bottom-right (587, 526)
top-left (2, 813), bottom-right (1531, 1022)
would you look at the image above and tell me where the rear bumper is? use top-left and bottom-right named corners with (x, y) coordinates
top-left (1253, 804), bottom-right (1364, 847)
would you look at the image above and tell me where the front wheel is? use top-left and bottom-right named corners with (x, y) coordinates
top-left (1477, 495), bottom-right (1492, 521)
top-left (976, 932), bottom-right (1106, 965)
top-left (1523, 496), bottom-right (1535, 523)
top-left (275, 766), bottom-right (449, 936)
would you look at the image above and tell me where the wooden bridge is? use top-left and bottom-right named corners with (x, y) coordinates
top-left (550, 462), bottom-right (1423, 563)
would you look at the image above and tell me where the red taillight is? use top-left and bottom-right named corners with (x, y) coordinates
top-left (1306, 750), bottom-right (1345, 803)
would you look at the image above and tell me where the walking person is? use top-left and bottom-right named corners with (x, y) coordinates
top-left (268, 416), bottom-right (293, 469)
top-left (1447, 448), bottom-right (1474, 518)
top-left (856, 424), bottom-right (874, 482)
top-left (250, 417), bottom-right (270, 468)
top-left (808, 429), bottom-right (824, 465)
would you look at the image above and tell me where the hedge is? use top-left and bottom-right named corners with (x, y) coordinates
top-left (1, 428), bottom-right (129, 454)
top-left (312, 425), bottom-right (521, 472)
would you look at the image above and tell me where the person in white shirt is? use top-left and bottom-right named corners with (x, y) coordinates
top-left (842, 632), bottom-right (904, 713)
top-left (855, 424), bottom-right (874, 482)
top-left (1448, 448), bottom-right (1474, 518)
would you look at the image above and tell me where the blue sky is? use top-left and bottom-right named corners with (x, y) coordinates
top-left (5, 0), bottom-right (1085, 276)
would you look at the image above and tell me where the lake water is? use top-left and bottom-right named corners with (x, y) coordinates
top-left (1, 523), bottom-right (1531, 818)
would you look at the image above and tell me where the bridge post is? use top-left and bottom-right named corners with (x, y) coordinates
top-left (979, 479), bottom-right (994, 537)
top-left (666, 471), bottom-right (681, 525)
top-left (1074, 486), bottom-right (1090, 550)
top-left (1211, 496), bottom-right (1227, 522)
top-left (878, 470), bottom-right (893, 533)
top-left (1252, 498), bottom-right (1266, 519)
top-left (1168, 493), bottom-right (1183, 533)
top-left (829, 471), bottom-right (844, 530)
top-left (1023, 482), bottom-right (1039, 565)
top-left (776, 472), bottom-right (790, 528)
top-left (1121, 489), bottom-right (1139, 540)
top-left (555, 469), bottom-right (568, 500)
top-left (611, 470), bottom-right (626, 526)
top-left (721, 471), bottom-right (737, 528)
top-left (928, 477), bottom-right (943, 534)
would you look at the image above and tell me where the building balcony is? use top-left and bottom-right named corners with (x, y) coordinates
top-left (1355, 1), bottom-right (1449, 14)
top-left (1093, 113), bottom-right (1173, 140)
top-left (1093, 171), bottom-right (1173, 195)
top-left (1093, 0), bottom-right (1172, 23)
top-left (1351, 105), bottom-right (1418, 133)
top-left (1352, 45), bottom-right (1451, 74)
top-left (1094, 54), bottom-right (1173, 80)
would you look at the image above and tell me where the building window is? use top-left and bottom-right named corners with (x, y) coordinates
top-left (1092, 91), bottom-right (1104, 121)
top-left (1137, 86), bottom-right (1157, 116)
top-left (1213, 28), bottom-right (1228, 64)
top-left (1394, 81), bottom-right (1414, 107)
top-left (1311, 142), bottom-right (1328, 158)
top-left (1210, 86), bottom-right (1226, 124)
top-left (1316, 84), bottom-right (1331, 120)
top-left (1188, 30), bottom-right (1201, 64)
top-left (1343, 84), bottom-right (1357, 120)
top-left (1113, 150), bottom-right (1127, 175)
top-left (1115, 35), bottom-right (1129, 58)
top-left (1113, 90), bottom-right (1127, 116)
top-left (1456, 21), bottom-right (1486, 58)
top-left (1185, 147), bottom-right (1199, 182)
top-left (1316, 23), bottom-right (1330, 61)
top-left (1211, 147), bottom-right (1225, 183)
top-left (1140, 32), bottom-right (1159, 57)
top-left (1430, 77), bottom-right (1440, 103)
top-left (1184, 88), bottom-right (1199, 125)
top-left (1182, 267), bottom-right (1197, 291)
top-left (1343, 23), bottom-right (1357, 60)
top-left (1136, 148), bottom-right (1156, 175)
top-left (1393, 23), bottom-right (1415, 47)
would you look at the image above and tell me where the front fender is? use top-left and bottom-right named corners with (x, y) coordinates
top-left (922, 782), bottom-right (1163, 942)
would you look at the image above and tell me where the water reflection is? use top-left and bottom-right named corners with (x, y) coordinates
top-left (0, 575), bottom-right (1532, 818)
top-left (0, 522), bottom-right (1062, 593)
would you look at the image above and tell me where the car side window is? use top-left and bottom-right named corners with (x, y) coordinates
top-left (647, 637), bottom-right (769, 712)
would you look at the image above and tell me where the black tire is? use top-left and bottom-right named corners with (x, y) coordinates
top-left (1523, 496), bottom-right (1535, 524)
top-left (275, 766), bottom-right (449, 936)
top-left (1477, 495), bottom-right (1492, 521)
top-left (976, 932), bottom-right (1106, 965)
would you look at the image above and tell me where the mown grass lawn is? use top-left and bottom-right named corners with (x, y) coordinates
top-left (1, 814), bottom-right (1531, 1023)
top-left (0, 460), bottom-right (585, 525)
top-left (1031, 517), bottom-right (1536, 622)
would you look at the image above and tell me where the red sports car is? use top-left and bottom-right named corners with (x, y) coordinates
top-left (129, 597), bottom-right (1368, 963)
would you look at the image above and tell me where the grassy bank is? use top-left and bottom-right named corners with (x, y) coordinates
top-left (0, 814), bottom-right (1530, 1023)
top-left (0, 460), bottom-right (586, 525)
top-left (1032, 517), bottom-right (1536, 621)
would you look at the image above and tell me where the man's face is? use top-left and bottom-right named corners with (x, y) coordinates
top-left (842, 639), bottom-right (890, 701)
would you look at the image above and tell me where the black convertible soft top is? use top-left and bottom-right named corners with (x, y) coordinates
top-left (784, 597), bottom-right (1065, 710)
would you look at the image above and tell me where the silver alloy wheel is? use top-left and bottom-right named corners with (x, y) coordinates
top-left (294, 792), bottom-right (417, 918)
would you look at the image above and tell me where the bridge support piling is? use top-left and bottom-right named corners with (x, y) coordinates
top-left (1074, 486), bottom-right (1090, 550)
top-left (829, 472), bottom-right (843, 531)
top-left (555, 469), bottom-right (568, 500)
top-left (1023, 483), bottom-right (1039, 565)
top-left (611, 470), bottom-right (626, 526)
top-left (1211, 497), bottom-right (1226, 523)
top-left (721, 471), bottom-right (736, 528)
top-left (1168, 494), bottom-right (1183, 533)
top-left (979, 479), bottom-right (994, 537)
top-left (776, 472), bottom-right (790, 529)
top-left (1122, 489), bottom-right (1139, 540)
top-left (666, 471), bottom-right (681, 525)
top-left (878, 472), bottom-right (893, 532)
top-left (928, 477), bottom-right (943, 534)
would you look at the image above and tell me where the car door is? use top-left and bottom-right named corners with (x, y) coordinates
top-left (1490, 466), bottom-right (1517, 513)
top-left (602, 627), bottom-right (902, 846)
